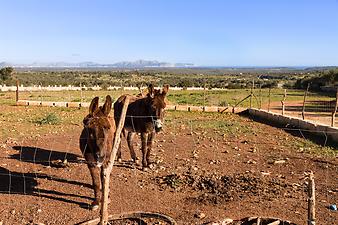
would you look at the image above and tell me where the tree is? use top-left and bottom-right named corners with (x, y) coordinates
top-left (0, 67), bottom-right (14, 81)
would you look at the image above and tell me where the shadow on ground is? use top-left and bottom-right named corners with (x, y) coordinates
top-left (11, 146), bottom-right (81, 168)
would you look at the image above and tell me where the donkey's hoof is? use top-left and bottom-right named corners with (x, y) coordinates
top-left (90, 204), bottom-right (99, 211)
top-left (149, 163), bottom-right (155, 169)
top-left (134, 159), bottom-right (141, 166)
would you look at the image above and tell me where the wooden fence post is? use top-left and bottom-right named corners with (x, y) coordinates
top-left (259, 84), bottom-right (262, 109)
top-left (80, 82), bottom-right (83, 103)
top-left (308, 172), bottom-right (315, 225)
top-left (281, 89), bottom-right (287, 115)
top-left (331, 88), bottom-right (338, 127)
top-left (268, 88), bottom-right (271, 112)
top-left (15, 80), bottom-right (19, 102)
top-left (302, 83), bottom-right (310, 120)
top-left (250, 79), bottom-right (254, 108)
top-left (100, 96), bottom-right (130, 225)
top-left (203, 81), bottom-right (206, 109)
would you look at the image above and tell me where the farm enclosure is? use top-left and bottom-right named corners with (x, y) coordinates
top-left (6, 84), bottom-right (338, 127)
top-left (0, 88), bottom-right (337, 224)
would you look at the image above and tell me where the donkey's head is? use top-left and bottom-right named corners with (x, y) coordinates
top-left (146, 84), bottom-right (169, 132)
top-left (83, 95), bottom-right (114, 167)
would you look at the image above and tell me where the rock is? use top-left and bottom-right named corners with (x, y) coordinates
top-left (249, 147), bottom-right (257, 153)
top-left (261, 171), bottom-right (271, 176)
top-left (195, 212), bottom-right (206, 219)
top-left (220, 218), bottom-right (233, 225)
top-left (247, 159), bottom-right (257, 164)
top-left (329, 204), bottom-right (337, 211)
top-left (11, 209), bottom-right (15, 215)
top-left (273, 160), bottom-right (286, 164)
top-left (159, 166), bottom-right (166, 170)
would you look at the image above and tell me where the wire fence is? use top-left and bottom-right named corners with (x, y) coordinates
top-left (7, 82), bottom-right (338, 121)
top-left (243, 84), bottom-right (338, 127)
top-left (0, 83), bottom-right (337, 224)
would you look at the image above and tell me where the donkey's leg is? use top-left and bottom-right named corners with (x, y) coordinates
top-left (117, 129), bottom-right (127, 162)
top-left (140, 132), bottom-right (149, 169)
top-left (88, 164), bottom-right (101, 210)
top-left (146, 131), bottom-right (156, 167)
top-left (127, 132), bottom-right (139, 164)
top-left (117, 134), bottom-right (122, 162)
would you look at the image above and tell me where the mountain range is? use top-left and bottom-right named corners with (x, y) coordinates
top-left (0, 60), bottom-right (194, 68)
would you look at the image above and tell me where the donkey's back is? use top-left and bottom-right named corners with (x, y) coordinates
top-left (114, 94), bottom-right (154, 133)
top-left (113, 84), bottom-right (169, 169)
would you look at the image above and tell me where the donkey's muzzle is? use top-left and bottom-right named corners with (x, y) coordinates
top-left (154, 119), bottom-right (163, 132)
top-left (95, 153), bottom-right (104, 167)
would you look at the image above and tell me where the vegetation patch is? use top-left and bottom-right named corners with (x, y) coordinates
top-left (35, 113), bottom-right (61, 125)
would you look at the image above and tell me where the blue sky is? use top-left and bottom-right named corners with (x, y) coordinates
top-left (1, 0), bottom-right (338, 66)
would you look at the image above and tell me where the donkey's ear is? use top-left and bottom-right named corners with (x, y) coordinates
top-left (148, 84), bottom-right (155, 98)
top-left (162, 84), bottom-right (169, 96)
top-left (102, 95), bottom-right (112, 116)
top-left (89, 97), bottom-right (99, 115)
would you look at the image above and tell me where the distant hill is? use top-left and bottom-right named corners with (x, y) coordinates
top-left (0, 60), bottom-right (194, 68)
top-left (0, 62), bottom-right (12, 67)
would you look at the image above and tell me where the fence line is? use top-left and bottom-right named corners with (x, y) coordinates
top-left (1, 85), bottom-right (228, 92)
top-left (16, 99), bottom-right (247, 114)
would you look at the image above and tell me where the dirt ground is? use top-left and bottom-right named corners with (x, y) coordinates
top-left (0, 110), bottom-right (337, 225)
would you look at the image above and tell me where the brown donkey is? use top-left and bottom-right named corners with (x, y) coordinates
top-left (114, 84), bottom-right (169, 170)
top-left (80, 95), bottom-right (115, 210)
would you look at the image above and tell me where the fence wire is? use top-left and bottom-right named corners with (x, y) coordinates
top-left (0, 85), bottom-right (337, 225)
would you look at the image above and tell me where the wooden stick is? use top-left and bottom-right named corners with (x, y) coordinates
top-left (256, 217), bottom-right (261, 225)
top-left (250, 79), bottom-right (254, 108)
top-left (268, 88), bottom-right (271, 112)
top-left (100, 96), bottom-right (130, 225)
top-left (259, 84), bottom-right (262, 109)
top-left (302, 83), bottom-right (310, 120)
top-left (233, 94), bottom-right (252, 112)
top-left (281, 89), bottom-right (287, 115)
top-left (331, 89), bottom-right (338, 127)
top-left (15, 80), bottom-right (19, 102)
top-left (308, 172), bottom-right (315, 225)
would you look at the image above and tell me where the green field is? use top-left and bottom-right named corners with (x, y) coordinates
top-left (0, 88), bottom-right (333, 109)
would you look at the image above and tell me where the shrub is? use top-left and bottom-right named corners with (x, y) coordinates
top-left (35, 113), bottom-right (60, 125)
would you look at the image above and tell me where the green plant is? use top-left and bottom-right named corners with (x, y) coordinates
top-left (163, 174), bottom-right (183, 189)
top-left (35, 113), bottom-right (61, 125)
top-left (0, 67), bottom-right (14, 81)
